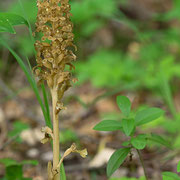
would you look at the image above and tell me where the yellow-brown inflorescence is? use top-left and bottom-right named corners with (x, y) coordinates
top-left (34, 0), bottom-right (77, 106)
top-left (34, 1), bottom-right (79, 179)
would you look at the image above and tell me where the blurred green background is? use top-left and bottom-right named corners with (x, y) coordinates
top-left (0, 0), bottom-right (180, 179)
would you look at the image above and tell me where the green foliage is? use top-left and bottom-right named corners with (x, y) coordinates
top-left (157, 0), bottom-right (180, 20)
top-left (71, 0), bottom-right (118, 37)
top-left (6, 165), bottom-right (24, 180)
top-left (177, 162), bottom-right (180, 173)
top-left (107, 148), bottom-right (131, 177)
top-left (173, 134), bottom-right (180, 149)
top-left (17, 36), bottom-right (35, 56)
top-left (76, 46), bottom-right (180, 93)
top-left (41, 84), bottom-right (51, 124)
top-left (159, 65), bottom-right (177, 119)
top-left (74, 0), bottom-right (180, 99)
top-left (0, 13), bottom-right (28, 34)
top-left (147, 133), bottom-right (171, 149)
top-left (93, 120), bottom-right (122, 131)
top-left (0, 159), bottom-right (17, 167)
top-left (94, 95), bottom-right (169, 177)
top-left (135, 108), bottom-right (164, 126)
top-left (0, 158), bottom-right (38, 167)
top-left (7, 0), bottom-right (37, 24)
top-left (162, 172), bottom-right (180, 180)
top-left (71, 0), bottom-right (117, 23)
top-left (0, 158), bottom-right (38, 180)
top-left (122, 118), bottom-right (135, 136)
top-left (3, 0), bottom-right (180, 95)
top-left (117, 96), bottom-right (131, 117)
top-left (8, 121), bottom-right (29, 143)
top-left (20, 160), bottom-right (38, 166)
top-left (122, 141), bottom-right (130, 147)
top-left (131, 135), bottom-right (147, 150)
top-left (76, 50), bottom-right (138, 88)
top-left (80, 20), bottom-right (104, 37)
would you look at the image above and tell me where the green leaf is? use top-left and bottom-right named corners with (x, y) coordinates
top-left (0, 13), bottom-right (28, 34)
top-left (117, 96), bottom-right (131, 117)
top-left (131, 135), bottom-right (147, 150)
top-left (0, 158), bottom-right (38, 167)
top-left (177, 162), bottom-right (180, 173)
top-left (60, 163), bottom-right (66, 180)
top-left (0, 19), bottom-right (15, 34)
top-left (147, 133), bottom-right (171, 148)
top-left (0, 159), bottom-right (17, 167)
top-left (20, 160), bottom-right (38, 166)
top-left (41, 84), bottom-right (51, 124)
top-left (5, 165), bottom-right (23, 180)
top-left (122, 141), bottom-right (130, 147)
top-left (93, 120), bottom-right (122, 131)
top-left (135, 107), bottom-right (164, 126)
top-left (122, 118), bottom-right (135, 136)
top-left (9, 0), bottom-right (37, 24)
top-left (0, 13), bottom-right (28, 26)
top-left (18, 0), bottom-right (36, 55)
top-left (162, 172), bottom-right (180, 180)
top-left (107, 148), bottom-right (130, 177)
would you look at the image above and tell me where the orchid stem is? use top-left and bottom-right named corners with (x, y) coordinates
top-left (51, 87), bottom-right (60, 180)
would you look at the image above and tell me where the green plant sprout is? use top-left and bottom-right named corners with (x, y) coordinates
top-left (94, 96), bottom-right (170, 179)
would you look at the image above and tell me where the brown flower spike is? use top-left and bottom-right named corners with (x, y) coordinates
top-left (34, 0), bottom-right (77, 103)
top-left (34, 0), bottom-right (82, 179)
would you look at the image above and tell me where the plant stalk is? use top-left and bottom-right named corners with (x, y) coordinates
top-left (136, 149), bottom-right (149, 180)
top-left (51, 87), bottom-right (60, 180)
